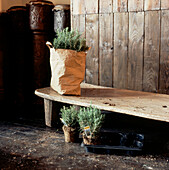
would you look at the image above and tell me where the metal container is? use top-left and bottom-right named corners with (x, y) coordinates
top-left (53, 4), bottom-right (70, 33)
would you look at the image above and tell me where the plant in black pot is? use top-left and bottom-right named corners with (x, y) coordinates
top-left (78, 105), bottom-right (105, 145)
top-left (60, 105), bottom-right (79, 143)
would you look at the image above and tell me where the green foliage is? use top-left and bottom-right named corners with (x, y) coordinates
top-left (53, 27), bottom-right (89, 52)
top-left (78, 105), bottom-right (105, 138)
top-left (60, 105), bottom-right (78, 128)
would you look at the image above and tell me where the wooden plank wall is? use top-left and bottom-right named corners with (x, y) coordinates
top-left (71, 0), bottom-right (169, 94)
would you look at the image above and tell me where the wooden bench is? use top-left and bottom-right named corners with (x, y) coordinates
top-left (35, 83), bottom-right (169, 127)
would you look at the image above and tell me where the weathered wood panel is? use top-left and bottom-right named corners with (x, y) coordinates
top-left (128, 12), bottom-right (144, 91)
top-left (160, 10), bottom-right (169, 94)
top-left (36, 84), bottom-right (169, 123)
top-left (144, 0), bottom-right (160, 11)
top-left (86, 14), bottom-right (99, 85)
top-left (143, 11), bottom-right (160, 92)
top-left (99, 0), bottom-right (113, 13)
top-left (113, 0), bottom-right (128, 12)
top-left (114, 13), bottom-right (128, 89)
top-left (71, 0), bottom-right (86, 15)
top-left (161, 0), bottom-right (169, 10)
top-left (99, 13), bottom-right (113, 87)
top-left (85, 0), bottom-right (98, 14)
top-left (71, 15), bottom-right (86, 37)
top-left (128, 0), bottom-right (143, 12)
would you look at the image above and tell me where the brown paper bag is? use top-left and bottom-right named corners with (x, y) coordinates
top-left (46, 42), bottom-right (86, 95)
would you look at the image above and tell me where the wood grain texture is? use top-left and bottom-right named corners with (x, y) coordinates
top-left (114, 12), bottom-right (128, 89)
top-left (143, 11), bottom-right (160, 92)
top-left (99, 0), bottom-right (113, 13)
top-left (72, 0), bottom-right (86, 15)
top-left (144, 0), bottom-right (160, 11)
top-left (71, 15), bottom-right (86, 37)
top-left (160, 10), bottom-right (169, 94)
top-left (35, 83), bottom-right (169, 123)
top-left (99, 13), bottom-right (113, 87)
top-left (161, 0), bottom-right (169, 10)
top-left (113, 0), bottom-right (128, 12)
top-left (85, 0), bottom-right (98, 14)
top-left (128, 0), bottom-right (143, 12)
top-left (86, 14), bottom-right (99, 85)
top-left (128, 12), bottom-right (144, 91)
top-left (44, 99), bottom-right (52, 127)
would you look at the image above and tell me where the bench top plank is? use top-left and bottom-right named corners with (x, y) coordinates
top-left (35, 83), bottom-right (169, 123)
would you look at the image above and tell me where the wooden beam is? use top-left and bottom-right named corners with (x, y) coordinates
top-left (128, 12), bottom-right (144, 91)
top-left (114, 12), bottom-right (129, 89)
top-left (143, 11), bottom-right (160, 92)
top-left (86, 14), bottom-right (99, 85)
top-left (159, 10), bottom-right (169, 94)
top-left (99, 13), bottom-right (113, 87)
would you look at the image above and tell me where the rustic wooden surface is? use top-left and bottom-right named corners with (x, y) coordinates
top-left (99, 0), bottom-right (113, 13)
top-left (114, 12), bottom-right (128, 89)
top-left (35, 83), bottom-right (169, 123)
top-left (71, 0), bottom-right (86, 15)
top-left (86, 14), bottom-right (99, 85)
top-left (144, 0), bottom-right (160, 11)
top-left (128, 12), bottom-right (144, 91)
top-left (72, 15), bottom-right (86, 37)
top-left (99, 13), bottom-right (113, 87)
top-left (161, 0), bottom-right (169, 10)
top-left (160, 10), bottom-right (169, 94)
top-left (85, 0), bottom-right (98, 14)
top-left (128, 0), bottom-right (144, 12)
top-left (113, 0), bottom-right (128, 12)
top-left (71, 0), bottom-right (169, 94)
top-left (143, 11), bottom-right (160, 92)
top-left (44, 99), bottom-right (52, 127)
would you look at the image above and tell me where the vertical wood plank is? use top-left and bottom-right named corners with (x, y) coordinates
top-left (128, 12), bottom-right (144, 91)
top-left (114, 13), bottom-right (129, 89)
top-left (143, 11), bottom-right (160, 92)
top-left (86, 14), bottom-right (99, 85)
top-left (99, 0), bottom-right (113, 13)
top-left (85, 0), bottom-right (98, 14)
top-left (128, 0), bottom-right (144, 12)
top-left (72, 0), bottom-right (86, 15)
top-left (144, 0), bottom-right (160, 11)
top-left (99, 13), bottom-right (113, 87)
top-left (44, 99), bottom-right (52, 127)
top-left (161, 0), bottom-right (169, 10)
top-left (160, 10), bottom-right (169, 94)
top-left (71, 15), bottom-right (86, 37)
top-left (113, 0), bottom-right (128, 12)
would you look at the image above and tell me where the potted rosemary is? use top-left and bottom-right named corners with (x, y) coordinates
top-left (46, 27), bottom-right (89, 96)
top-left (78, 105), bottom-right (105, 145)
top-left (60, 105), bottom-right (79, 143)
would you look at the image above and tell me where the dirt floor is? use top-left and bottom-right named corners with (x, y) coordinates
top-left (1, 106), bottom-right (169, 170)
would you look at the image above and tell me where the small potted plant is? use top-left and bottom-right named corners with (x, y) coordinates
top-left (46, 27), bottom-right (89, 96)
top-left (78, 105), bottom-right (105, 145)
top-left (60, 105), bottom-right (79, 143)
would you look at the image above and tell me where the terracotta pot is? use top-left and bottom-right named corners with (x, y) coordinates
top-left (62, 125), bottom-right (78, 143)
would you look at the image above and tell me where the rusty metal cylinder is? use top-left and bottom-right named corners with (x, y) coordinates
top-left (27, 0), bottom-right (54, 105)
top-left (53, 4), bottom-right (70, 33)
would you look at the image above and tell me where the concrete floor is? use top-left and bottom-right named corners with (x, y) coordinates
top-left (1, 106), bottom-right (169, 169)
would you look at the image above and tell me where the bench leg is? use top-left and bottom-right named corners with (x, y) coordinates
top-left (44, 99), bottom-right (53, 127)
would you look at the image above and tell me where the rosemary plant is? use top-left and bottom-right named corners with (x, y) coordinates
top-left (78, 105), bottom-right (105, 138)
top-left (53, 27), bottom-right (89, 52)
top-left (60, 105), bottom-right (78, 128)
